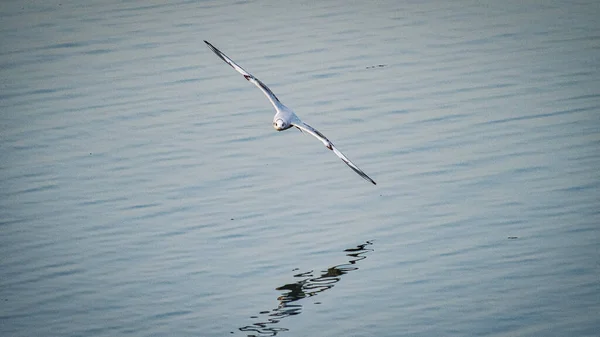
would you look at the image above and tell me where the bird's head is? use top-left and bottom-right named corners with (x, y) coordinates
top-left (273, 118), bottom-right (287, 131)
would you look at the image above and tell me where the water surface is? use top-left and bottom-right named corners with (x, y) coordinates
top-left (1, 1), bottom-right (599, 336)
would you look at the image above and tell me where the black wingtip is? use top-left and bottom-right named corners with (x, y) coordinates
top-left (362, 171), bottom-right (377, 185)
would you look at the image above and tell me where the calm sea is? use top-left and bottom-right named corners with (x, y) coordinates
top-left (1, 1), bottom-right (598, 336)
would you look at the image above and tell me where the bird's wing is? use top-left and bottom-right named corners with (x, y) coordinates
top-left (292, 121), bottom-right (376, 185)
top-left (204, 40), bottom-right (282, 110)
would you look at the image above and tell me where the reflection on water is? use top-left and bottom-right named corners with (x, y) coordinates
top-left (237, 241), bottom-right (374, 336)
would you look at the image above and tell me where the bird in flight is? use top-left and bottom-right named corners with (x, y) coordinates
top-left (204, 40), bottom-right (376, 185)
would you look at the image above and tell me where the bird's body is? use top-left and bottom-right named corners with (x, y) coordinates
top-left (204, 40), bottom-right (376, 185)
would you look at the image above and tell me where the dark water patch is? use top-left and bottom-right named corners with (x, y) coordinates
top-left (419, 113), bottom-right (468, 125)
top-left (557, 181), bottom-right (600, 193)
top-left (44, 42), bottom-right (86, 49)
top-left (123, 203), bottom-right (161, 210)
top-left (388, 109), bottom-right (409, 115)
top-left (133, 42), bottom-right (158, 49)
top-left (0, 218), bottom-right (28, 227)
top-left (9, 183), bottom-right (59, 196)
top-left (0, 86), bottom-right (72, 101)
top-left (165, 65), bottom-right (200, 74)
top-left (152, 310), bottom-right (193, 320)
top-left (77, 196), bottom-right (131, 207)
top-left (312, 72), bottom-right (337, 80)
top-left (264, 52), bottom-right (301, 60)
top-left (366, 64), bottom-right (387, 69)
top-left (168, 77), bottom-right (203, 85)
top-left (479, 107), bottom-right (591, 126)
top-left (130, 206), bottom-right (192, 222)
top-left (82, 48), bottom-right (112, 55)
top-left (558, 93), bottom-right (600, 102)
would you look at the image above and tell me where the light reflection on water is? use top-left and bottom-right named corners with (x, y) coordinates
top-left (237, 241), bottom-right (374, 336)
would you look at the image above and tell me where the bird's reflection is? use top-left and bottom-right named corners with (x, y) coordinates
top-left (237, 240), bottom-right (374, 336)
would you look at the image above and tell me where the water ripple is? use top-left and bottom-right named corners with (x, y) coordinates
top-left (236, 241), bottom-right (374, 336)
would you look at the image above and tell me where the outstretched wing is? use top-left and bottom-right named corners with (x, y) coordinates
top-left (293, 122), bottom-right (376, 185)
top-left (204, 40), bottom-right (282, 110)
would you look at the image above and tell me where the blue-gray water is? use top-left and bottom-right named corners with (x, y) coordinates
top-left (1, 1), bottom-right (599, 336)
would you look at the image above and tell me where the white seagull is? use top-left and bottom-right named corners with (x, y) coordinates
top-left (204, 40), bottom-right (376, 185)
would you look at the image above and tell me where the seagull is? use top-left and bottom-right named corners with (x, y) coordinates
top-left (204, 40), bottom-right (376, 185)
